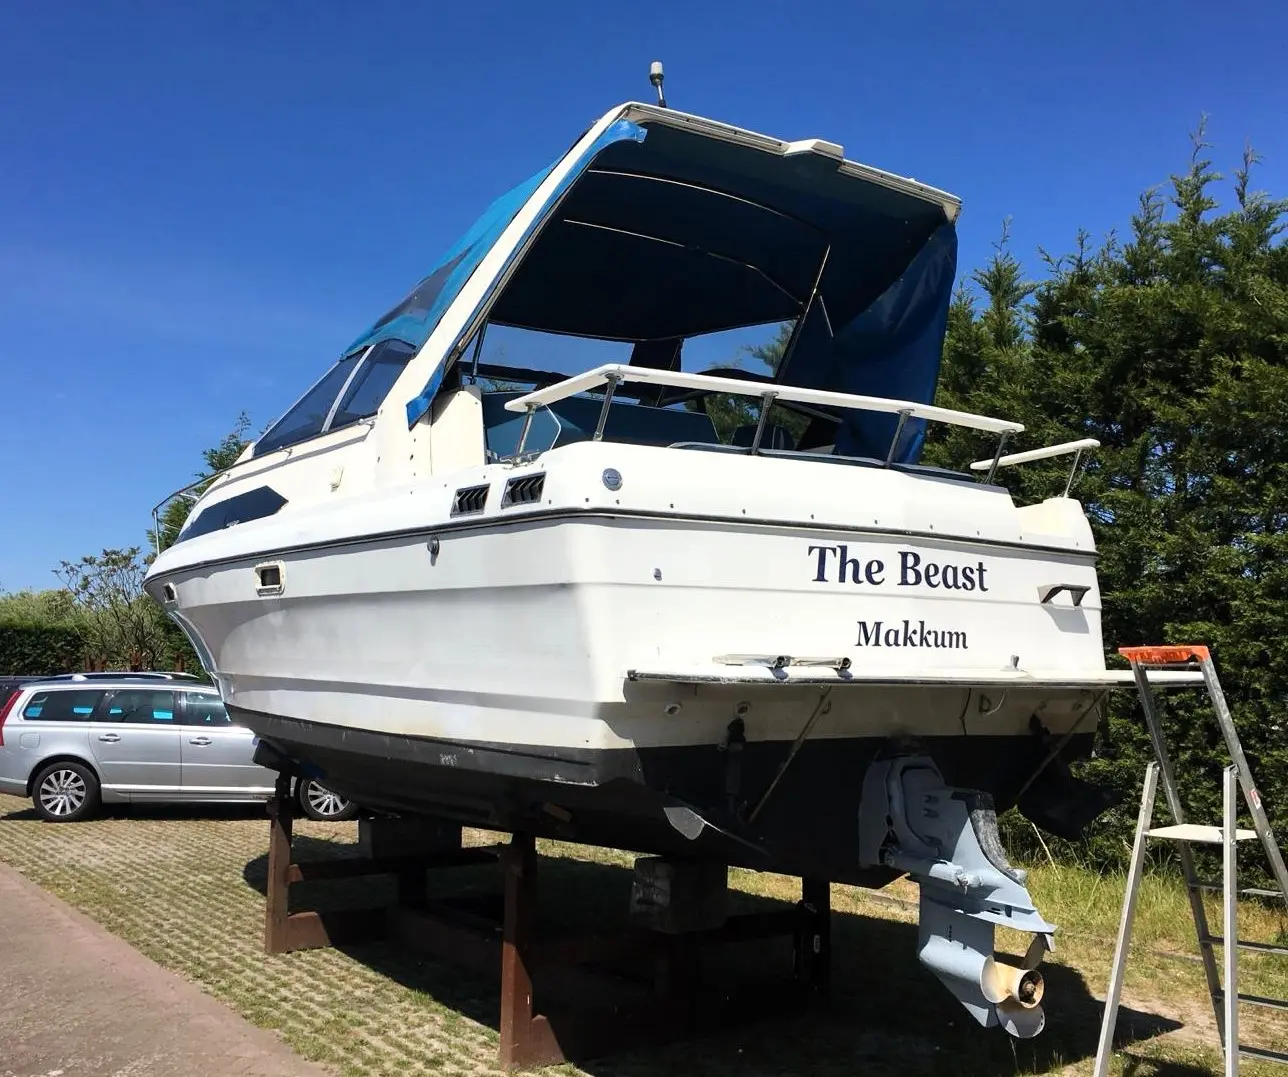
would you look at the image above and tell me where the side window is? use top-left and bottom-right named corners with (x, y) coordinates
top-left (252, 352), bottom-right (361, 457)
top-left (103, 690), bottom-right (179, 725)
top-left (22, 689), bottom-right (106, 721)
top-left (183, 693), bottom-right (232, 726)
top-left (330, 339), bottom-right (417, 430)
top-left (367, 251), bottom-right (471, 333)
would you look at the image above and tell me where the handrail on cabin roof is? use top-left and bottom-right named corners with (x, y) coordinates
top-left (502, 362), bottom-right (1025, 478)
top-left (503, 363), bottom-right (1025, 435)
top-left (970, 438), bottom-right (1101, 498)
top-left (968, 438), bottom-right (1101, 471)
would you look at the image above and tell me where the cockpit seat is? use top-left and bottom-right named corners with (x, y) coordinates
top-left (481, 390), bottom-right (722, 458)
top-left (730, 423), bottom-right (797, 451)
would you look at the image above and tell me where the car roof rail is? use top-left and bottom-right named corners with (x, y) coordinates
top-left (34, 671), bottom-right (200, 683)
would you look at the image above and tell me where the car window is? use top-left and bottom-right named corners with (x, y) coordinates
top-left (183, 693), bottom-right (232, 726)
top-left (103, 689), bottom-right (179, 725)
top-left (22, 689), bottom-right (106, 721)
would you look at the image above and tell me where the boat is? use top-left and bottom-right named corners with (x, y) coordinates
top-left (144, 75), bottom-right (1165, 1038)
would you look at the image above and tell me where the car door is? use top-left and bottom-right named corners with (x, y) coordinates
top-left (178, 692), bottom-right (275, 796)
top-left (11, 687), bottom-right (104, 787)
top-left (89, 688), bottom-right (183, 797)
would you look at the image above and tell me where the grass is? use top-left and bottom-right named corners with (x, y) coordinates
top-left (0, 792), bottom-right (1284, 1077)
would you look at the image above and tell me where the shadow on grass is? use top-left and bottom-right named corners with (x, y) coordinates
top-left (241, 836), bottom-right (1194, 1077)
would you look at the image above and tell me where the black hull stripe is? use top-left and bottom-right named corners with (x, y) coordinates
top-left (238, 706), bottom-right (1102, 882)
top-left (151, 505), bottom-right (1096, 581)
top-left (238, 706), bottom-right (627, 785)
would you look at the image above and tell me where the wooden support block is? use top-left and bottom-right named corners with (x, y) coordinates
top-left (706, 908), bottom-right (799, 943)
top-left (388, 905), bottom-right (500, 973)
top-left (398, 867), bottom-right (428, 909)
top-left (422, 890), bottom-right (504, 930)
top-left (509, 1014), bottom-right (564, 1070)
top-left (629, 857), bottom-right (727, 934)
top-left (796, 877), bottom-right (831, 989)
top-left (651, 934), bottom-right (700, 1004)
top-left (358, 815), bottom-right (462, 860)
top-left (282, 911), bottom-right (331, 953)
top-left (526, 1001), bottom-right (686, 1063)
top-left (529, 929), bottom-right (652, 968)
top-left (499, 832), bottom-right (565, 1069)
top-left (283, 909), bottom-right (386, 952)
top-left (286, 846), bottom-right (500, 884)
top-left (264, 773), bottom-right (295, 955)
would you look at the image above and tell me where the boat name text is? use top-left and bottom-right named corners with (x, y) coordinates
top-left (808, 545), bottom-right (988, 592)
top-left (856, 619), bottom-right (968, 650)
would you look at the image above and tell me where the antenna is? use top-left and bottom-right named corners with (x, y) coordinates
top-left (649, 61), bottom-right (666, 108)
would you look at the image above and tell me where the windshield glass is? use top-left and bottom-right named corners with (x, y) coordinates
top-left (253, 352), bottom-right (362, 456)
top-left (469, 319), bottom-right (793, 386)
top-left (465, 317), bottom-right (810, 453)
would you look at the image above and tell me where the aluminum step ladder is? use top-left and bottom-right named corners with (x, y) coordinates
top-left (1094, 645), bottom-right (1288, 1076)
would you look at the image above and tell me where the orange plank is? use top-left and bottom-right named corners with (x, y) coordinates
top-left (1117, 645), bottom-right (1210, 664)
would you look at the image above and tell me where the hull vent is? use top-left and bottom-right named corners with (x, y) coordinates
top-left (502, 473), bottom-right (545, 508)
top-left (450, 483), bottom-right (490, 516)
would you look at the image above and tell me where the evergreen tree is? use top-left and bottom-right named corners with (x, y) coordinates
top-left (148, 412), bottom-right (252, 676)
top-left (154, 412), bottom-right (253, 552)
top-left (929, 128), bottom-right (1288, 875)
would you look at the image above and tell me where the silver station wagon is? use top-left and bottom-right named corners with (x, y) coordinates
top-left (0, 673), bottom-right (356, 822)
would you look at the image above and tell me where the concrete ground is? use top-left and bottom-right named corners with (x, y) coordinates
top-left (0, 863), bottom-right (332, 1077)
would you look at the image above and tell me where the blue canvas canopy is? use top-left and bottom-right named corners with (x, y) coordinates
top-left (352, 110), bottom-right (958, 464)
top-left (342, 119), bottom-right (649, 427)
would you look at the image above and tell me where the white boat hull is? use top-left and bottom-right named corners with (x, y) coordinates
top-left (150, 443), bottom-right (1118, 880)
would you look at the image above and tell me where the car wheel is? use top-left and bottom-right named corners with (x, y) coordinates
top-left (32, 761), bottom-right (101, 823)
top-left (296, 777), bottom-right (359, 821)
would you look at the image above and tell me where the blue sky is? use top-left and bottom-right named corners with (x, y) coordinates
top-left (2, 1), bottom-right (1285, 591)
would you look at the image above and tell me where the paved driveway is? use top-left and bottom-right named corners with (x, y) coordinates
top-left (0, 863), bottom-right (332, 1077)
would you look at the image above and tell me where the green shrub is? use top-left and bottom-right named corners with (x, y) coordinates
top-left (0, 619), bottom-right (86, 676)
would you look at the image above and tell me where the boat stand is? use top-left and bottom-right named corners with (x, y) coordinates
top-left (263, 774), bottom-right (832, 1069)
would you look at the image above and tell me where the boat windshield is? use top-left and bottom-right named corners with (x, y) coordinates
top-left (462, 318), bottom-right (814, 457)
